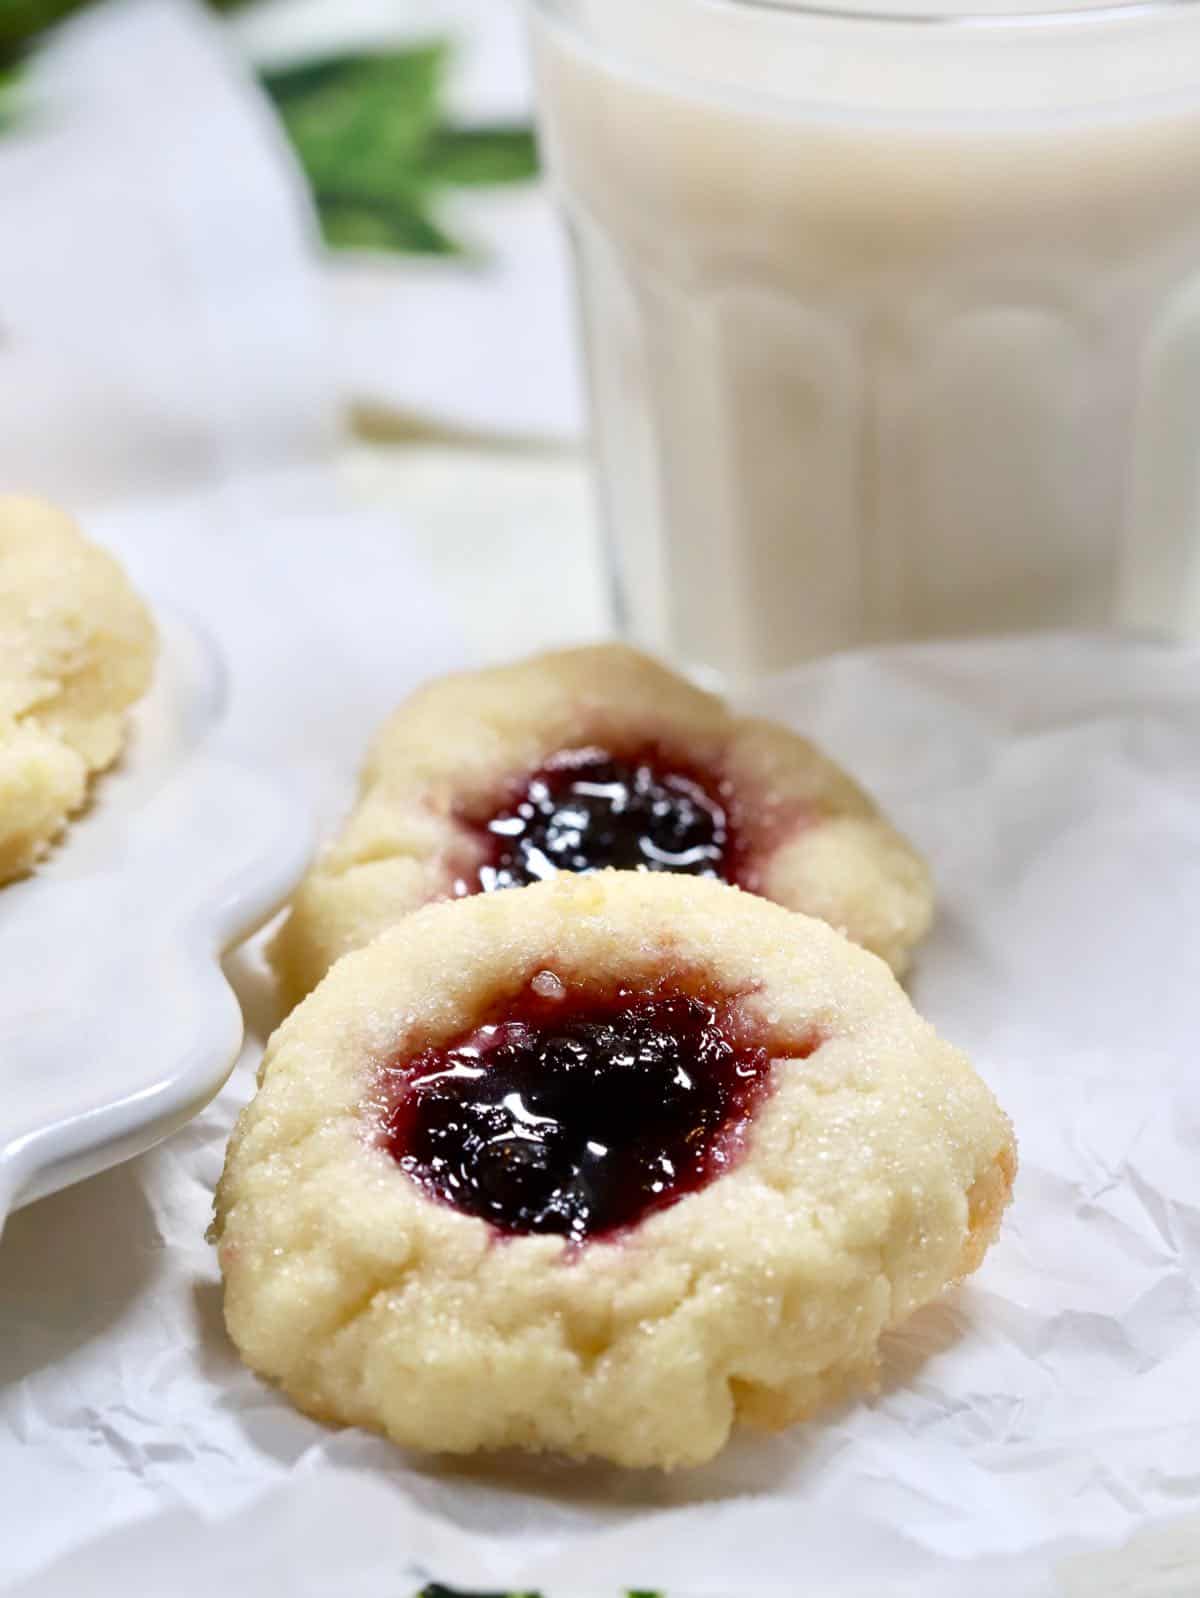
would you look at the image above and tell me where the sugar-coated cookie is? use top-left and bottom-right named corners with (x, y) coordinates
top-left (272, 644), bottom-right (932, 1001)
top-left (216, 873), bottom-right (1013, 1470)
top-left (0, 497), bottom-right (156, 882)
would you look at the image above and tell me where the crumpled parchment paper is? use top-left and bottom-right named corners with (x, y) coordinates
top-left (3, 631), bottom-right (1199, 1598)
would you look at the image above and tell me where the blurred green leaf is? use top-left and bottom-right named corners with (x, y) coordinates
top-left (262, 44), bottom-right (448, 187)
top-left (0, 16), bottom-right (542, 260)
top-left (260, 43), bottom-right (540, 257)
top-left (262, 46), bottom-right (439, 110)
top-left (0, 0), bottom-right (245, 61)
top-left (0, 63), bottom-right (20, 129)
top-left (317, 193), bottom-right (459, 256)
top-left (424, 125), bottom-right (538, 187)
top-left (0, 0), bottom-right (84, 59)
top-left (414, 1587), bottom-right (661, 1597)
top-left (416, 1587), bottom-right (543, 1598)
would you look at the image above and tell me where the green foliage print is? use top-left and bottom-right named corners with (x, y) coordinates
top-left (415, 1587), bottom-right (665, 1597)
top-left (0, 0), bottom-right (244, 60)
top-left (0, 16), bottom-right (539, 260)
top-left (260, 43), bottom-right (540, 256)
top-left (0, 63), bottom-right (20, 129)
top-left (416, 1587), bottom-right (543, 1598)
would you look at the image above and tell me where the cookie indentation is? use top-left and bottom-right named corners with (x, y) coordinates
top-left (381, 980), bottom-right (779, 1241)
top-left (470, 748), bottom-right (734, 892)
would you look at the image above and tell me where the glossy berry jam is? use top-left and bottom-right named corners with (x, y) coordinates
top-left (380, 981), bottom-right (777, 1241)
top-left (469, 748), bottom-right (734, 893)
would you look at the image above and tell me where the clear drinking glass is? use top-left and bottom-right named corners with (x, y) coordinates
top-left (527, 0), bottom-right (1200, 683)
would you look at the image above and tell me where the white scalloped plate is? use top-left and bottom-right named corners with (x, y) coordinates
top-left (0, 608), bottom-right (311, 1221)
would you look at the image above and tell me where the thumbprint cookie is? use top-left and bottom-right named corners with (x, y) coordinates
top-left (271, 645), bottom-right (932, 1002)
top-left (0, 497), bottom-right (156, 883)
top-left (217, 873), bottom-right (1013, 1469)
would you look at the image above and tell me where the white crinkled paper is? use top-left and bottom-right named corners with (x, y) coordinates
top-left (2, 633), bottom-right (1199, 1598)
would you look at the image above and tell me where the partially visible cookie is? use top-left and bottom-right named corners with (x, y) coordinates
top-left (215, 872), bottom-right (1014, 1470)
top-left (0, 496), bottom-right (156, 882)
top-left (272, 644), bottom-right (933, 1002)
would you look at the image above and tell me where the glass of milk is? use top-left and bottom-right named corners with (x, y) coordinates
top-left (527, 0), bottom-right (1200, 682)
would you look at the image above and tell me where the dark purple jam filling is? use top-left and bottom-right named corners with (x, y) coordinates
top-left (469, 747), bottom-right (735, 893)
top-left (380, 981), bottom-right (777, 1242)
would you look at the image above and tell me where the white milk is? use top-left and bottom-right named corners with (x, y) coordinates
top-left (529, 0), bottom-right (1200, 680)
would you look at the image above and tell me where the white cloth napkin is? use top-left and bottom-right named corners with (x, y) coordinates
top-left (0, 0), bottom-right (335, 508)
